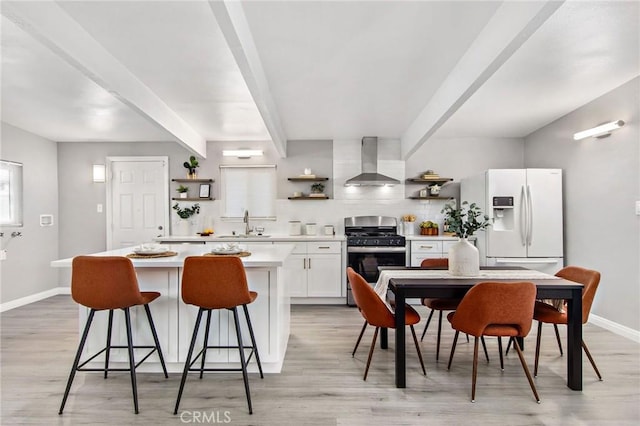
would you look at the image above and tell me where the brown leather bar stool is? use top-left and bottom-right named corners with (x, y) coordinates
top-left (174, 256), bottom-right (263, 415)
top-left (59, 256), bottom-right (168, 415)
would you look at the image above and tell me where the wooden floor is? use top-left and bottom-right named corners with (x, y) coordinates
top-left (1, 296), bottom-right (639, 425)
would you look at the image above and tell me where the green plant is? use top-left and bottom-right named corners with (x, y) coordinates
top-left (176, 185), bottom-right (189, 193)
top-left (441, 201), bottom-right (490, 238)
top-left (419, 221), bottom-right (438, 229)
top-left (183, 156), bottom-right (199, 175)
top-left (173, 203), bottom-right (200, 219)
top-left (311, 182), bottom-right (325, 193)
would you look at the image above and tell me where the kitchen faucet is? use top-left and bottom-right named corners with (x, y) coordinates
top-left (243, 210), bottom-right (250, 235)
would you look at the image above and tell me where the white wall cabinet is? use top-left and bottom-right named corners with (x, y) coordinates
top-left (284, 241), bottom-right (342, 297)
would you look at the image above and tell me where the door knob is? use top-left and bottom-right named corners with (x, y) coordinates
top-left (158, 225), bottom-right (163, 230)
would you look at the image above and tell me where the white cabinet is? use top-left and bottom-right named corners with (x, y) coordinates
top-left (284, 241), bottom-right (342, 297)
top-left (411, 239), bottom-right (464, 266)
top-left (410, 240), bottom-right (444, 266)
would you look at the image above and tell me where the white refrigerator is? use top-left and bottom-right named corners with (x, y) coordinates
top-left (461, 169), bottom-right (564, 274)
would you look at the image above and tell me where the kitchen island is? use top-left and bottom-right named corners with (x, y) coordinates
top-left (51, 243), bottom-right (294, 373)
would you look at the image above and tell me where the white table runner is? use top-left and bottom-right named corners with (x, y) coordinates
top-left (374, 269), bottom-right (559, 301)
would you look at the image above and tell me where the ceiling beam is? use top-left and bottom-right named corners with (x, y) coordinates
top-left (208, 0), bottom-right (287, 158)
top-left (400, 0), bottom-right (564, 160)
top-left (1, 1), bottom-right (207, 157)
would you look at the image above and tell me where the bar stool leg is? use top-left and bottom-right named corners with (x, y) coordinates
top-left (232, 307), bottom-right (253, 414)
top-left (104, 309), bottom-right (114, 379)
top-left (123, 307), bottom-right (139, 414)
top-left (174, 308), bottom-right (204, 415)
top-left (242, 304), bottom-right (263, 378)
top-left (59, 309), bottom-right (96, 415)
top-left (200, 309), bottom-right (212, 379)
top-left (143, 304), bottom-right (168, 378)
top-left (498, 337), bottom-right (504, 370)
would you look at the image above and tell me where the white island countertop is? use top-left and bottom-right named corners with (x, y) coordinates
top-left (154, 234), bottom-right (345, 243)
top-left (51, 243), bottom-right (295, 268)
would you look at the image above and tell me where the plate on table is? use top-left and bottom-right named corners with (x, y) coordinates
top-left (133, 246), bottom-right (169, 255)
top-left (210, 245), bottom-right (242, 255)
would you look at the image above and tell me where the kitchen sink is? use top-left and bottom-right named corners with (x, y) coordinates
top-left (217, 235), bottom-right (271, 238)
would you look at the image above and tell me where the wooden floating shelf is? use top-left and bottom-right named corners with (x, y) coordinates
top-left (171, 197), bottom-right (214, 201)
top-left (287, 196), bottom-right (329, 200)
top-left (406, 178), bottom-right (453, 185)
top-left (287, 177), bottom-right (329, 182)
top-left (172, 178), bottom-right (214, 183)
top-left (408, 196), bottom-right (454, 200)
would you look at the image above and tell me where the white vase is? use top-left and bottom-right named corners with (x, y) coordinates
top-left (175, 219), bottom-right (192, 236)
top-left (448, 237), bottom-right (480, 276)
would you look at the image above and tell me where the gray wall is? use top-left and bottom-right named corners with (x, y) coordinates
top-left (524, 77), bottom-right (640, 331)
top-left (57, 141), bottom-right (195, 260)
top-left (0, 123), bottom-right (59, 304)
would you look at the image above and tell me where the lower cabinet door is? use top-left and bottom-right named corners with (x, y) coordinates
top-left (307, 254), bottom-right (342, 297)
top-left (284, 253), bottom-right (308, 297)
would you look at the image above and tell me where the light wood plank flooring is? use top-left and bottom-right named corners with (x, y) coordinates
top-left (2, 296), bottom-right (639, 425)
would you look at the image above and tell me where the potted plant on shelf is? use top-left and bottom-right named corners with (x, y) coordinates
top-left (183, 155), bottom-right (199, 179)
top-left (172, 203), bottom-right (200, 236)
top-left (441, 201), bottom-right (490, 276)
top-left (419, 221), bottom-right (439, 236)
top-left (176, 185), bottom-right (189, 198)
top-left (310, 182), bottom-right (325, 198)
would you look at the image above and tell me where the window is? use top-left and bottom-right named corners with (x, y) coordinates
top-left (220, 165), bottom-right (276, 219)
top-left (0, 160), bottom-right (23, 227)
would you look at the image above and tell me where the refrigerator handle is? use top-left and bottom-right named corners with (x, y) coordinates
top-left (520, 185), bottom-right (527, 246)
top-left (526, 185), bottom-right (533, 246)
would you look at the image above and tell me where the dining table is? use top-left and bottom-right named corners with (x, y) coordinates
top-left (376, 267), bottom-right (584, 390)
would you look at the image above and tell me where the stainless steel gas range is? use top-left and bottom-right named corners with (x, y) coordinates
top-left (345, 216), bottom-right (406, 306)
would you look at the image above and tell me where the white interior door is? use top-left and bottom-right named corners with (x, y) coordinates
top-left (107, 157), bottom-right (169, 249)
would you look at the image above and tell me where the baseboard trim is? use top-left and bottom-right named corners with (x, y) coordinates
top-left (589, 314), bottom-right (640, 343)
top-left (0, 287), bottom-right (70, 313)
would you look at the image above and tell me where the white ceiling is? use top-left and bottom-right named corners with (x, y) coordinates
top-left (1, 1), bottom-right (638, 159)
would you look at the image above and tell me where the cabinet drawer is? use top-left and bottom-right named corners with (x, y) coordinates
top-left (290, 242), bottom-right (308, 254)
top-left (307, 241), bottom-right (342, 254)
top-left (410, 241), bottom-right (442, 254)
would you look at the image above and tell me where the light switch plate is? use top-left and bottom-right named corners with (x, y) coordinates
top-left (636, 201), bottom-right (640, 216)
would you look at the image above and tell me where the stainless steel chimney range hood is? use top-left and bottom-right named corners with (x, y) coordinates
top-left (344, 137), bottom-right (401, 186)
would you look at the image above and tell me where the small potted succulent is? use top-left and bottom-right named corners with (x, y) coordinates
top-left (183, 155), bottom-right (199, 179)
top-left (419, 221), bottom-right (439, 235)
top-left (176, 185), bottom-right (189, 198)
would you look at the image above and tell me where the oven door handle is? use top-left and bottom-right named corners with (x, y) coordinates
top-left (347, 247), bottom-right (407, 253)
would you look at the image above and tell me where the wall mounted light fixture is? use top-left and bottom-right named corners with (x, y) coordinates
top-left (222, 149), bottom-right (263, 159)
top-left (573, 120), bottom-right (625, 140)
top-left (92, 164), bottom-right (106, 182)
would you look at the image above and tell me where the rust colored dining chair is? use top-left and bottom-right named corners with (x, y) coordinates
top-left (418, 258), bottom-right (459, 358)
top-left (174, 256), bottom-right (263, 415)
top-left (446, 281), bottom-right (540, 403)
top-left (59, 256), bottom-right (168, 415)
top-left (418, 258), bottom-right (489, 363)
top-left (533, 266), bottom-right (602, 380)
top-left (347, 267), bottom-right (426, 380)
